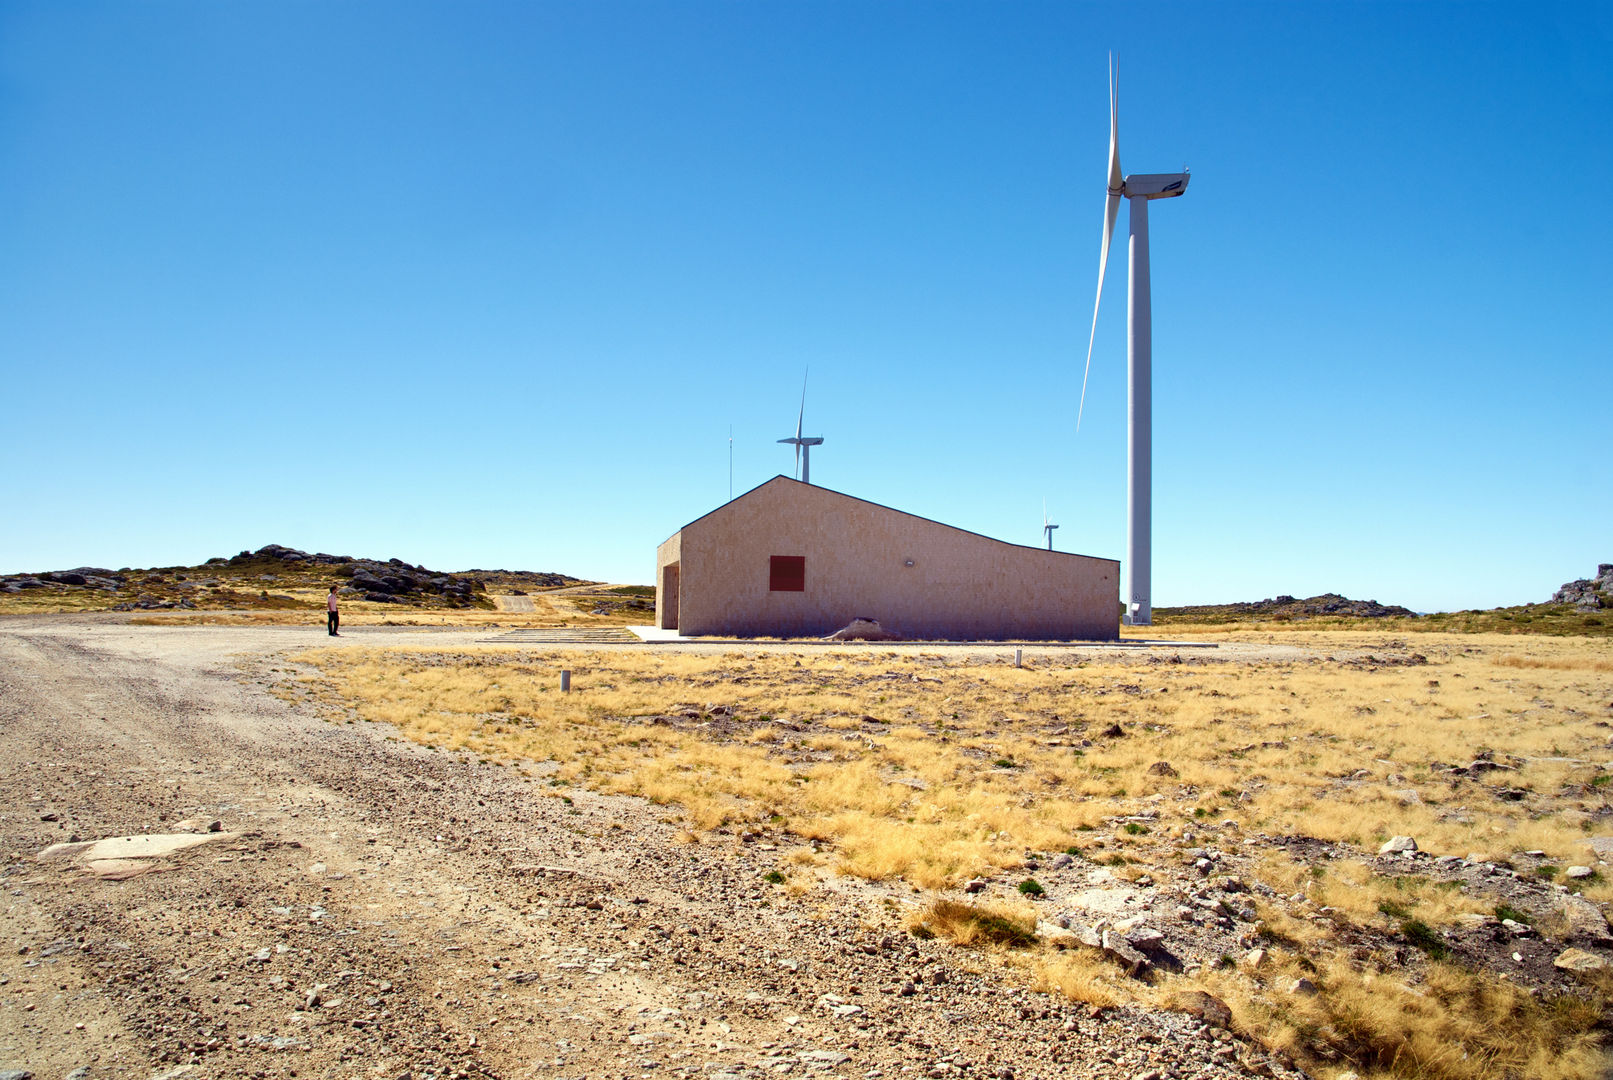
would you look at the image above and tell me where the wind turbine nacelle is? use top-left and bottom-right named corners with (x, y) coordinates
top-left (1123, 171), bottom-right (1190, 199)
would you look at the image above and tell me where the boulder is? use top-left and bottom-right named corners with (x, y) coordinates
top-left (1036, 921), bottom-right (1081, 946)
top-left (1553, 947), bottom-right (1609, 975)
top-left (1555, 895), bottom-right (1612, 944)
top-left (1379, 836), bottom-right (1418, 855)
top-left (826, 618), bottom-right (904, 642)
top-left (1173, 990), bottom-right (1232, 1028)
top-left (1099, 929), bottom-right (1148, 975)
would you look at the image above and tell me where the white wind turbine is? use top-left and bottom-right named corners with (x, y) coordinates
top-left (778, 370), bottom-right (824, 484)
top-left (1043, 500), bottom-right (1059, 551)
top-left (1078, 56), bottom-right (1190, 627)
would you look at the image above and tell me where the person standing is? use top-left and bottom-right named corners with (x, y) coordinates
top-left (327, 584), bottom-right (341, 636)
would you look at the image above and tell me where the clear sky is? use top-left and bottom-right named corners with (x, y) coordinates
top-left (3, 2), bottom-right (1609, 612)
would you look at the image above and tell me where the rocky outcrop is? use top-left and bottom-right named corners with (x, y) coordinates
top-left (234, 546), bottom-right (486, 606)
top-left (1551, 564), bottom-right (1612, 611)
top-left (459, 568), bottom-right (579, 589)
top-left (1158, 593), bottom-right (1415, 623)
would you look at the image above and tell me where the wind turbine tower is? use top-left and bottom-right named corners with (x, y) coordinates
top-left (1078, 57), bottom-right (1190, 626)
top-left (778, 371), bottom-right (824, 484)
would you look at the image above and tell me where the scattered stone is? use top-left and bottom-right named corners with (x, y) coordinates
top-left (1238, 948), bottom-right (1266, 971)
top-left (963, 879), bottom-right (987, 894)
top-left (801, 1051), bottom-right (852, 1066)
top-left (1277, 976), bottom-right (1318, 995)
top-left (1379, 836), bottom-right (1418, 855)
top-left (1467, 759), bottom-right (1515, 774)
top-left (1567, 866), bottom-right (1595, 879)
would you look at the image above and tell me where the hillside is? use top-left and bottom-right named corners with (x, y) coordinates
top-left (0, 544), bottom-right (585, 615)
top-left (1154, 583), bottom-right (1609, 638)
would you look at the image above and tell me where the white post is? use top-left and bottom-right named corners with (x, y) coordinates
top-left (1014, 648), bottom-right (1023, 668)
top-left (801, 446), bottom-right (810, 486)
top-left (560, 670), bottom-right (571, 693)
top-left (1126, 195), bottom-right (1152, 626)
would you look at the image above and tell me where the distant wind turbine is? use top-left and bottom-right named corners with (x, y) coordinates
top-left (1078, 55), bottom-right (1190, 626)
top-left (1043, 500), bottom-right (1059, 551)
top-left (777, 370), bottom-right (824, 484)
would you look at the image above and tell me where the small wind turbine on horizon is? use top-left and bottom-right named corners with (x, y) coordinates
top-left (1078, 55), bottom-right (1190, 627)
top-left (778, 370), bottom-right (825, 484)
top-left (1043, 500), bottom-right (1059, 551)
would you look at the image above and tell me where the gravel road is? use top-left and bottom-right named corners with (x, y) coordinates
top-left (0, 615), bottom-right (1304, 1080)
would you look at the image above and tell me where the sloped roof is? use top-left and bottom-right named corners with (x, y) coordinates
top-left (664, 476), bottom-right (1114, 565)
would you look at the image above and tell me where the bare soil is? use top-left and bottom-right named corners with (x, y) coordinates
top-left (0, 615), bottom-right (1317, 1080)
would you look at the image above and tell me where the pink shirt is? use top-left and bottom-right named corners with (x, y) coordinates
top-left (327, 592), bottom-right (339, 612)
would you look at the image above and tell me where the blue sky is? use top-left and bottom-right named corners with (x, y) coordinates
top-left (3, 2), bottom-right (1609, 612)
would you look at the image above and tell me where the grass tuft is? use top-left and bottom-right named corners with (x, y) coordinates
top-left (909, 899), bottom-right (1037, 948)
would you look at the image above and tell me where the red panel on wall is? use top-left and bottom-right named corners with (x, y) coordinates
top-left (769, 555), bottom-right (805, 592)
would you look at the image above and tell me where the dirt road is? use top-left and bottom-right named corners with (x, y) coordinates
top-left (0, 616), bottom-right (1296, 1080)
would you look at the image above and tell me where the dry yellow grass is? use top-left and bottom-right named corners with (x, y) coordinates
top-left (298, 633), bottom-right (1613, 883)
top-left (296, 630), bottom-right (1613, 1078)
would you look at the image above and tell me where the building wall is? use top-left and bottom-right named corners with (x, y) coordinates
top-left (655, 532), bottom-right (681, 630)
top-left (657, 478), bottom-right (1118, 640)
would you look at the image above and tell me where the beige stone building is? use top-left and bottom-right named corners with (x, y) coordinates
top-left (655, 477), bottom-right (1119, 640)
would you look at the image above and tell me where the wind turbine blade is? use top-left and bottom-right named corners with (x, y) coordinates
top-left (1107, 54), bottom-right (1123, 193)
top-left (796, 369), bottom-right (808, 441)
top-left (1078, 192), bottom-right (1121, 431)
top-left (1080, 57), bottom-right (1124, 434)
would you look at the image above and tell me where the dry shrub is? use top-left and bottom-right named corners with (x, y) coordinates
top-left (1176, 959), bottom-right (1611, 1080)
top-left (909, 899), bottom-right (1037, 948)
